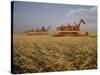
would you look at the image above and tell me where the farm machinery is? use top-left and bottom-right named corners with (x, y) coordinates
top-left (23, 26), bottom-right (51, 35)
top-left (23, 19), bottom-right (88, 36)
top-left (52, 19), bottom-right (88, 36)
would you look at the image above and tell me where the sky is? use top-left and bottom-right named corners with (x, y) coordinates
top-left (13, 1), bottom-right (97, 33)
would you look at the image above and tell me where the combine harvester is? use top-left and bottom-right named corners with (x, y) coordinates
top-left (52, 19), bottom-right (88, 36)
top-left (23, 26), bottom-right (51, 35)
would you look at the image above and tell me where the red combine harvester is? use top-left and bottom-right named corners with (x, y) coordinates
top-left (23, 26), bottom-right (51, 35)
top-left (52, 19), bottom-right (88, 36)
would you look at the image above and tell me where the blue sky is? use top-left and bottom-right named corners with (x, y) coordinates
top-left (13, 1), bottom-right (97, 33)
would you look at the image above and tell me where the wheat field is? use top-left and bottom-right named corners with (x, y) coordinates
top-left (12, 34), bottom-right (97, 73)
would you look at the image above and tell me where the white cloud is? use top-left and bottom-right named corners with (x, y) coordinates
top-left (66, 7), bottom-right (97, 22)
top-left (66, 7), bottom-right (97, 18)
top-left (90, 7), bottom-right (97, 12)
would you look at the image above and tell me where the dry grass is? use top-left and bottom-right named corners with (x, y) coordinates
top-left (23, 32), bottom-right (49, 35)
top-left (12, 34), bottom-right (97, 74)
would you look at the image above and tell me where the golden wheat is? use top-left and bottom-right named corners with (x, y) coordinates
top-left (13, 34), bottom-right (97, 73)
